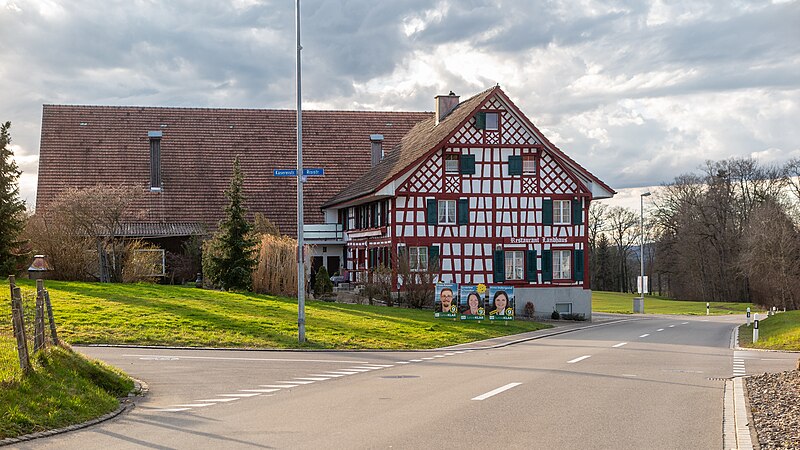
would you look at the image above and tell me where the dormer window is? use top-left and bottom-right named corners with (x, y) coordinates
top-left (148, 131), bottom-right (162, 191)
top-left (445, 154), bottom-right (460, 173)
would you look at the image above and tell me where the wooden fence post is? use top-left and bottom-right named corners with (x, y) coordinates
top-left (34, 279), bottom-right (46, 352)
top-left (10, 286), bottom-right (32, 373)
top-left (44, 290), bottom-right (60, 347)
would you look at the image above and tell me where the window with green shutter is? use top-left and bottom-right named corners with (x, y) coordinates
top-left (457, 199), bottom-right (469, 225)
top-left (493, 249), bottom-right (505, 283)
top-left (572, 199), bottom-right (583, 225)
top-left (573, 249), bottom-right (584, 281)
top-left (541, 250), bottom-right (553, 282)
top-left (460, 154), bottom-right (475, 175)
top-left (474, 112), bottom-right (486, 130)
top-left (526, 250), bottom-right (538, 282)
top-left (542, 199), bottom-right (553, 225)
top-left (426, 199), bottom-right (437, 225)
top-left (428, 246), bottom-right (440, 272)
top-left (508, 155), bottom-right (522, 175)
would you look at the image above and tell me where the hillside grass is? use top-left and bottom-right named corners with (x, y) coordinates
top-left (592, 290), bottom-right (759, 315)
top-left (738, 310), bottom-right (800, 351)
top-left (0, 337), bottom-right (133, 439)
top-left (3, 279), bottom-right (550, 350)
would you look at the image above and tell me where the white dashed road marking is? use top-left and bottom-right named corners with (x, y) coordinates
top-left (639, 334), bottom-right (650, 338)
top-left (196, 398), bottom-right (238, 402)
top-left (472, 383), bottom-right (523, 401)
top-left (612, 342), bottom-right (628, 348)
top-left (220, 393), bottom-right (259, 397)
top-left (396, 361), bottom-right (411, 364)
top-left (149, 408), bottom-right (192, 412)
top-left (278, 380), bottom-right (315, 384)
top-left (239, 389), bottom-right (280, 393)
top-left (669, 325), bottom-right (676, 328)
top-left (294, 377), bottom-right (330, 381)
top-left (409, 359), bottom-right (424, 362)
top-left (567, 355), bottom-right (592, 364)
top-left (260, 384), bottom-right (299, 388)
top-left (173, 403), bottom-right (214, 407)
top-left (657, 329), bottom-right (664, 332)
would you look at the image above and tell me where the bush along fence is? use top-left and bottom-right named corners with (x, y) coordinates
top-left (7, 276), bottom-right (60, 373)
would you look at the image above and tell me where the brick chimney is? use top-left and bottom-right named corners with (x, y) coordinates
top-left (435, 91), bottom-right (460, 125)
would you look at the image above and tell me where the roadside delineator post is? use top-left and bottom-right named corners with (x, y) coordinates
top-left (753, 313), bottom-right (759, 343)
top-left (706, 302), bottom-right (710, 316)
top-left (746, 307), bottom-right (751, 326)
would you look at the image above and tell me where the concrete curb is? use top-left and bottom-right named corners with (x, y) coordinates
top-left (0, 379), bottom-right (147, 447)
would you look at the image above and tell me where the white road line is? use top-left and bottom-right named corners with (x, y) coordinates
top-left (396, 361), bottom-right (411, 364)
top-left (621, 374), bottom-right (638, 377)
top-left (260, 385), bottom-right (299, 389)
top-left (149, 408), bottom-right (192, 412)
top-left (121, 354), bottom-right (367, 364)
top-left (196, 398), bottom-right (239, 402)
top-left (310, 373), bottom-right (345, 377)
top-left (220, 393), bottom-right (259, 397)
top-left (421, 357), bottom-right (435, 360)
top-left (295, 377), bottom-right (330, 381)
top-left (363, 364), bottom-right (395, 368)
top-left (612, 342), bottom-right (628, 348)
top-left (639, 334), bottom-right (650, 338)
top-left (444, 352), bottom-right (456, 356)
top-left (343, 368), bottom-right (373, 372)
top-left (324, 371), bottom-right (358, 375)
top-left (239, 389), bottom-right (280, 393)
top-left (433, 355), bottom-right (446, 358)
top-left (669, 325), bottom-right (676, 328)
top-left (172, 403), bottom-right (214, 407)
top-left (567, 355), bottom-right (592, 364)
top-left (277, 380), bottom-right (314, 384)
top-left (472, 383), bottom-right (523, 401)
top-left (657, 328), bottom-right (665, 332)
top-left (409, 359), bottom-right (424, 362)
top-left (681, 322), bottom-right (689, 324)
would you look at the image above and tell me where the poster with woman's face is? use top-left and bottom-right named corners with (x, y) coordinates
top-left (434, 283), bottom-right (458, 318)
top-left (488, 286), bottom-right (515, 320)
top-left (459, 285), bottom-right (485, 320)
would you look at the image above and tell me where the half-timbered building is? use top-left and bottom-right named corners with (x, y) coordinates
top-left (321, 86), bottom-right (614, 318)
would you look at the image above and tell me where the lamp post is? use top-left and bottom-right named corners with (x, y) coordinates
top-left (640, 192), bottom-right (651, 297)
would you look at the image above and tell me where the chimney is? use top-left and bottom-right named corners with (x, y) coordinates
top-left (435, 91), bottom-right (460, 125)
top-left (370, 134), bottom-right (384, 167)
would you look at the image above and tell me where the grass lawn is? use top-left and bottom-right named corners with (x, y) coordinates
top-left (738, 310), bottom-right (800, 352)
top-left (2, 279), bottom-right (550, 350)
top-left (592, 290), bottom-right (759, 315)
top-left (0, 337), bottom-right (133, 439)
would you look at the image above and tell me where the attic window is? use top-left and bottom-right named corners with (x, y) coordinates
top-left (485, 112), bottom-right (499, 130)
top-left (148, 131), bottom-right (162, 191)
top-left (444, 154), bottom-right (460, 173)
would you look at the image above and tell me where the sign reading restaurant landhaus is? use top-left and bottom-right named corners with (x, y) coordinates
top-left (504, 236), bottom-right (579, 245)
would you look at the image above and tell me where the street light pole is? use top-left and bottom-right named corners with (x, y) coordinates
top-left (295, 0), bottom-right (305, 344)
top-left (640, 192), bottom-right (651, 297)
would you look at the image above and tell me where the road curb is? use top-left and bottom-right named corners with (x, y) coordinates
top-left (0, 379), bottom-right (147, 447)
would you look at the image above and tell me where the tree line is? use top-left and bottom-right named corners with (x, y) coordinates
top-left (590, 157), bottom-right (800, 310)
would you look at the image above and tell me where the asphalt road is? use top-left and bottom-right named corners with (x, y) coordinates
top-left (14, 314), bottom-right (797, 449)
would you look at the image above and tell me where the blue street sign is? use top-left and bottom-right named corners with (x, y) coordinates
top-left (303, 168), bottom-right (324, 176)
top-left (273, 169), bottom-right (297, 177)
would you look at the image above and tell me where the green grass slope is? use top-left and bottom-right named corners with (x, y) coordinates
top-left (592, 290), bottom-right (757, 315)
top-left (8, 279), bottom-right (549, 349)
top-left (738, 310), bottom-right (800, 351)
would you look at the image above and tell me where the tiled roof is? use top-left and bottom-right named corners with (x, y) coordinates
top-left (323, 87), bottom-right (497, 208)
top-left (105, 222), bottom-right (206, 238)
top-left (36, 106), bottom-right (430, 236)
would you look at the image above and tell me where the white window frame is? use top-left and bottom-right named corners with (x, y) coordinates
top-left (553, 249), bottom-right (571, 280)
top-left (486, 112), bottom-right (499, 131)
top-left (444, 154), bottom-right (460, 173)
top-left (555, 302), bottom-right (572, 314)
top-left (438, 200), bottom-right (456, 225)
top-left (409, 246), bottom-right (428, 272)
top-left (505, 250), bottom-right (525, 281)
top-left (523, 155), bottom-right (536, 173)
top-left (553, 200), bottom-right (571, 225)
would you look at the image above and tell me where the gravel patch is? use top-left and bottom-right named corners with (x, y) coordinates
top-left (746, 369), bottom-right (800, 449)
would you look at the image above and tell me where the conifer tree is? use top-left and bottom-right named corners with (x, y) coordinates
top-left (0, 122), bottom-right (27, 275)
top-left (203, 157), bottom-right (257, 290)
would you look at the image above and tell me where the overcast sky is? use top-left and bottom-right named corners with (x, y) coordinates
top-left (1, 0), bottom-right (798, 210)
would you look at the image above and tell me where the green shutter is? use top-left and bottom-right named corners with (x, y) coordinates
top-left (493, 249), bottom-right (505, 283)
top-left (457, 199), bottom-right (469, 225)
top-left (426, 199), bottom-right (437, 225)
top-left (572, 199), bottom-right (583, 225)
top-left (573, 249), bottom-right (584, 281)
top-left (526, 250), bottom-right (537, 282)
top-left (542, 250), bottom-right (553, 282)
top-left (508, 155), bottom-right (522, 175)
top-left (460, 154), bottom-right (475, 175)
top-left (542, 199), bottom-right (553, 225)
top-left (428, 245), bottom-right (440, 271)
top-left (474, 112), bottom-right (486, 130)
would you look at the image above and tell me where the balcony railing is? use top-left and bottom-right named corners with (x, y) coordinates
top-left (303, 223), bottom-right (344, 242)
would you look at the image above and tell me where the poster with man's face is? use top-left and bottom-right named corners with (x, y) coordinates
top-left (434, 283), bottom-right (458, 318)
top-left (459, 285), bottom-right (485, 320)
top-left (488, 286), bottom-right (515, 321)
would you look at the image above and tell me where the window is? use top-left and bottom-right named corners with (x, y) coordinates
top-left (553, 200), bottom-right (571, 225)
top-left (523, 155), bottom-right (536, 173)
top-left (555, 302), bottom-right (572, 314)
top-left (505, 250), bottom-right (524, 281)
top-left (409, 246), bottom-right (428, 272)
top-left (445, 154), bottom-right (460, 173)
top-left (486, 112), bottom-right (499, 130)
top-left (438, 200), bottom-right (456, 225)
top-left (553, 250), bottom-right (571, 279)
top-left (148, 131), bottom-right (162, 190)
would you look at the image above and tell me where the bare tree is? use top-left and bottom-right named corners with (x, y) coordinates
top-left (605, 206), bottom-right (637, 292)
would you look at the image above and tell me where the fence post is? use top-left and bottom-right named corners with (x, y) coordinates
top-left (10, 286), bottom-right (32, 373)
top-left (44, 290), bottom-right (60, 346)
top-left (34, 279), bottom-right (46, 351)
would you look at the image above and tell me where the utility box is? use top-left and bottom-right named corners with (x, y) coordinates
top-left (28, 255), bottom-right (53, 280)
top-left (633, 297), bottom-right (645, 314)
